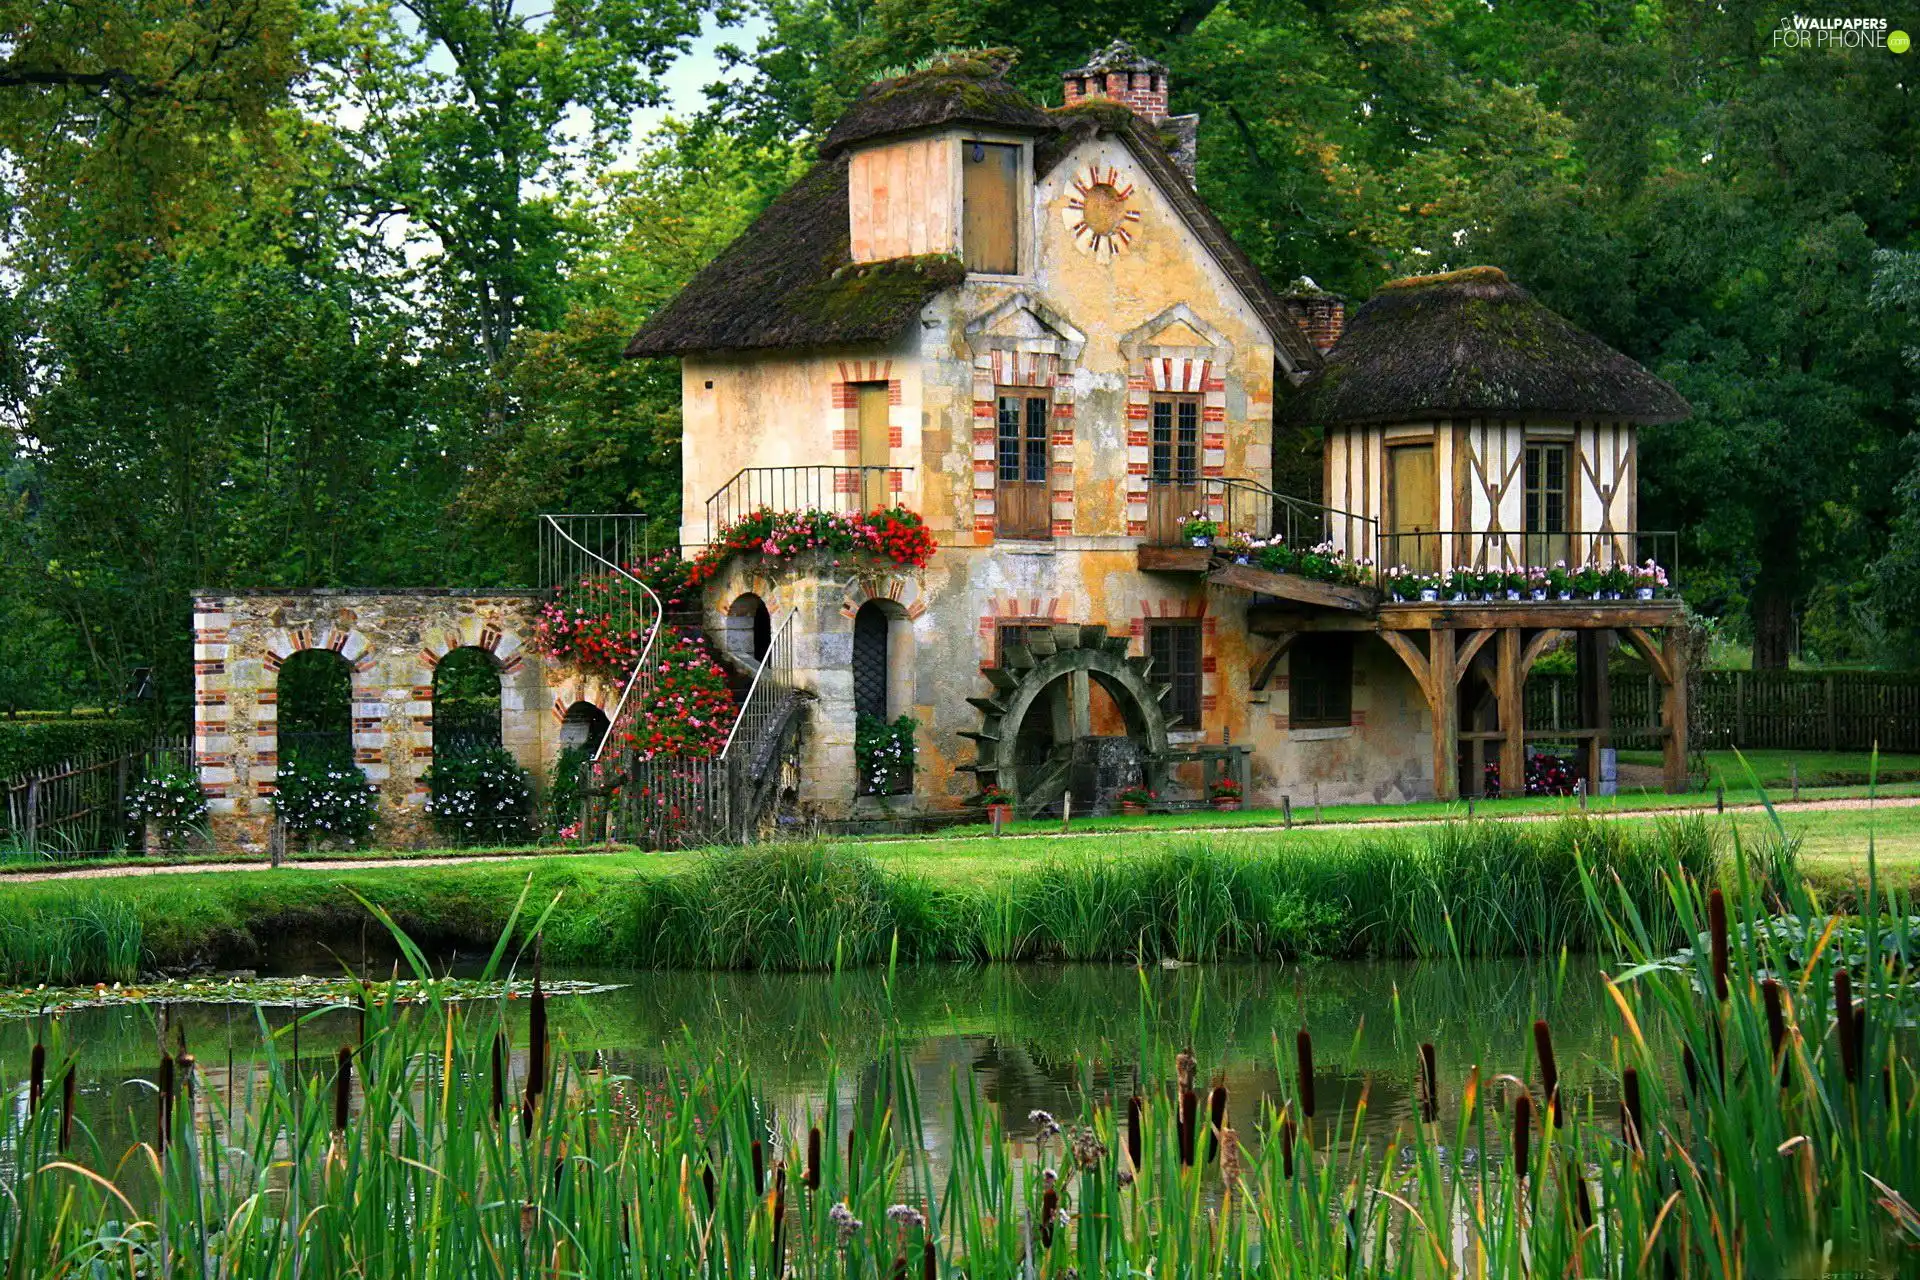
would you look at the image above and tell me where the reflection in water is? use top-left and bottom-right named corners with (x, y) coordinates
top-left (10, 957), bottom-right (1654, 1176)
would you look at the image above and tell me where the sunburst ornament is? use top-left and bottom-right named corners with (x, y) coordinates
top-left (1062, 165), bottom-right (1142, 261)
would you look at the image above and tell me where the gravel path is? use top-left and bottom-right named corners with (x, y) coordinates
top-left (2, 793), bottom-right (1915, 884)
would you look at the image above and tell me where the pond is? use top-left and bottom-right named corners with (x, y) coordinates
top-left (7, 954), bottom-right (1656, 1176)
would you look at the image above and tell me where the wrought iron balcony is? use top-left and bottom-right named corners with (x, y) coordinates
top-left (705, 466), bottom-right (915, 539)
top-left (1140, 476), bottom-right (1374, 551)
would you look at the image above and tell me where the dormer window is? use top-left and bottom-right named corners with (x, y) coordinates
top-left (962, 140), bottom-right (1020, 274)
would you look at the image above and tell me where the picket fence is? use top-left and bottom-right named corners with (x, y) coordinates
top-left (1, 737), bottom-right (190, 859)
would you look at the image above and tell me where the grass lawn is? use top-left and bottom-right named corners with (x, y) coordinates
top-left (1614, 747), bottom-right (1920, 789)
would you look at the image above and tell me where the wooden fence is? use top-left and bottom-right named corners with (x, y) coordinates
top-left (2, 737), bottom-right (190, 859)
top-left (1528, 670), bottom-right (1920, 754)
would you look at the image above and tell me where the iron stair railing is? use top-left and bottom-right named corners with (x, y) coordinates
top-left (537, 514), bottom-right (665, 765)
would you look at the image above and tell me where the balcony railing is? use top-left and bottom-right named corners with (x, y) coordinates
top-left (705, 466), bottom-right (914, 541)
top-left (1374, 529), bottom-right (1679, 582)
top-left (1143, 476), bottom-right (1377, 554)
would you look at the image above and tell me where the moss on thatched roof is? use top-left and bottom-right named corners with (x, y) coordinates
top-left (626, 46), bottom-right (1318, 369)
top-left (820, 51), bottom-right (1053, 158)
top-left (623, 156), bottom-right (966, 357)
top-left (1285, 267), bottom-right (1689, 426)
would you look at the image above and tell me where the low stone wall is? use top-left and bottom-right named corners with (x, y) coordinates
top-left (192, 590), bottom-right (618, 852)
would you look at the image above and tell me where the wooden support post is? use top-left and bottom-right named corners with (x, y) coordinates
top-left (1431, 627), bottom-right (1458, 801)
top-left (1578, 630), bottom-right (1612, 795)
top-left (1498, 628), bottom-right (1524, 802)
top-left (1662, 627), bottom-right (1690, 794)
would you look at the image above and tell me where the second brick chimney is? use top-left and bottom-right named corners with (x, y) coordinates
top-left (1281, 278), bottom-right (1346, 354)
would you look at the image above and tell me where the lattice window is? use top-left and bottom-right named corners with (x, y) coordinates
top-left (852, 604), bottom-right (889, 723)
top-left (1147, 620), bottom-right (1202, 729)
top-left (1291, 635), bottom-right (1354, 729)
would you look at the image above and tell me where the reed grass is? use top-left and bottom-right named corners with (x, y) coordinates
top-left (0, 815), bottom-right (1770, 982)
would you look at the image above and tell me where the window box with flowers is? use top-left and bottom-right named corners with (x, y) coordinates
top-left (690, 507), bottom-right (936, 587)
top-left (1116, 785), bottom-right (1155, 815)
top-left (1208, 776), bottom-right (1243, 812)
top-left (856, 713), bottom-right (917, 797)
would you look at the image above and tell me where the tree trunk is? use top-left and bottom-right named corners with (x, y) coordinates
top-left (1750, 588), bottom-right (1794, 669)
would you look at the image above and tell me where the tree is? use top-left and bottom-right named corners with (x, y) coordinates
top-left (311, 0), bottom-right (717, 366)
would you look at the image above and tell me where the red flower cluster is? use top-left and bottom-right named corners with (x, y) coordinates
top-left (616, 630), bottom-right (736, 761)
top-left (530, 573), bottom-right (650, 682)
top-left (688, 506), bottom-right (936, 586)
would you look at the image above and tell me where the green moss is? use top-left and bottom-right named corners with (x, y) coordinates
top-left (1379, 265), bottom-right (1510, 291)
top-left (1047, 99), bottom-right (1140, 131)
top-left (795, 254), bottom-right (966, 329)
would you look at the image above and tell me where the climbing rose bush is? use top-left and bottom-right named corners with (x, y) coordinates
top-left (689, 507), bottom-right (936, 585)
top-left (531, 571), bottom-right (652, 682)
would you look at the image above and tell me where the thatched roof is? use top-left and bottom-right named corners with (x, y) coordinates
top-left (1285, 267), bottom-right (1689, 426)
top-left (623, 156), bottom-right (967, 357)
top-left (820, 51), bottom-right (1054, 158)
top-left (627, 49), bottom-right (1318, 369)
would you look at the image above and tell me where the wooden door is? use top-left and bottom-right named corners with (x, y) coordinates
top-left (962, 141), bottom-right (1020, 274)
top-left (1387, 443), bottom-right (1438, 573)
top-left (856, 382), bottom-right (891, 510)
top-left (996, 392), bottom-right (1051, 538)
top-left (1147, 394), bottom-right (1202, 543)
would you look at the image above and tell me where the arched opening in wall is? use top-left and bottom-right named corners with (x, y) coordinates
top-left (433, 647), bottom-right (503, 761)
top-left (278, 648), bottom-right (354, 766)
top-left (1011, 669), bottom-right (1154, 809)
top-left (852, 600), bottom-right (914, 795)
top-left (558, 701), bottom-right (611, 757)
top-left (722, 594), bottom-right (773, 666)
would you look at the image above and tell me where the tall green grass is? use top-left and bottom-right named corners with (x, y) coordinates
top-left (0, 832), bottom-right (1910, 1276)
top-left (0, 891), bottom-right (142, 983)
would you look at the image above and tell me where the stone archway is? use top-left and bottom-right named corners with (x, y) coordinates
top-left (964, 624), bottom-right (1173, 811)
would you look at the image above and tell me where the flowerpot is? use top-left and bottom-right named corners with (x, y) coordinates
top-left (1635, 587), bottom-right (1655, 601)
top-left (1121, 801), bottom-right (1148, 815)
top-left (1450, 593), bottom-right (1468, 604)
top-left (1556, 591), bottom-right (1572, 602)
top-left (1234, 555), bottom-right (1250, 565)
top-left (1213, 799), bottom-right (1240, 812)
top-left (1529, 589), bottom-right (1547, 602)
top-left (1191, 537), bottom-right (1210, 548)
top-left (1505, 589), bottom-right (1521, 602)
top-left (1419, 589), bottom-right (1440, 603)
top-left (986, 803), bottom-right (1012, 825)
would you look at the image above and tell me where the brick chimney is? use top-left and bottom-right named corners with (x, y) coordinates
top-left (1063, 40), bottom-right (1198, 178)
top-left (1281, 277), bottom-right (1346, 354)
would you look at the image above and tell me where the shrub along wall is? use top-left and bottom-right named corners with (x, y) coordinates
top-left (0, 718), bottom-right (156, 778)
top-left (0, 816), bottom-right (1753, 984)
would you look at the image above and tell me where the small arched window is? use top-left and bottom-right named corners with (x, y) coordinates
top-left (852, 602), bottom-right (890, 723)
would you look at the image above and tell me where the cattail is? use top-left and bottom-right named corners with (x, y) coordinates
top-left (1206, 1084), bottom-right (1228, 1162)
top-left (1280, 1114), bottom-right (1297, 1179)
top-left (1534, 1020), bottom-right (1560, 1125)
top-left (59, 1068), bottom-right (75, 1151)
top-left (491, 1030), bottom-right (506, 1123)
top-left (805, 1126), bottom-right (821, 1191)
top-left (1708, 888), bottom-right (1730, 1001)
top-left (922, 1239), bottom-right (937, 1280)
top-left (1418, 1042), bottom-right (1439, 1123)
top-left (701, 1164), bottom-right (715, 1211)
top-left (1175, 1047), bottom-right (1196, 1092)
top-left (1126, 1094), bottom-right (1143, 1173)
top-left (889, 1255), bottom-right (907, 1280)
top-left (769, 1175), bottom-right (785, 1274)
top-left (28, 1043), bottom-right (44, 1115)
top-left (1762, 978), bottom-right (1787, 1071)
top-left (1621, 1068), bottom-right (1644, 1153)
top-left (1682, 1044), bottom-right (1700, 1094)
top-left (526, 974), bottom-right (548, 1103)
top-left (1568, 1158), bottom-right (1594, 1228)
top-left (333, 1045), bottom-right (352, 1131)
top-left (1039, 1186), bottom-right (1058, 1248)
top-left (1834, 967), bottom-right (1855, 1080)
top-left (848, 1125), bottom-right (859, 1188)
top-left (157, 1053), bottom-right (175, 1156)
top-left (1512, 1091), bottom-right (1533, 1182)
top-left (1296, 1029), bottom-right (1316, 1120)
top-left (1177, 1089), bottom-right (1197, 1167)
top-left (751, 1139), bottom-right (765, 1195)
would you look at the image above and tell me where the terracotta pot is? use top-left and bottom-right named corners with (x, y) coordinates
top-left (986, 803), bottom-right (1012, 825)
top-left (1213, 799), bottom-right (1240, 812)
top-left (1120, 801), bottom-right (1148, 815)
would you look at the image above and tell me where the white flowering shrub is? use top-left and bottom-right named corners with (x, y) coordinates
top-left (423, 746), bottom-right (535, 844)
top-left (127, 760), bottom-right (208, 851)
top-left (273, 754), bottom-right (379, 848)
top-left (855, 713), bottom-right (916, 797)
